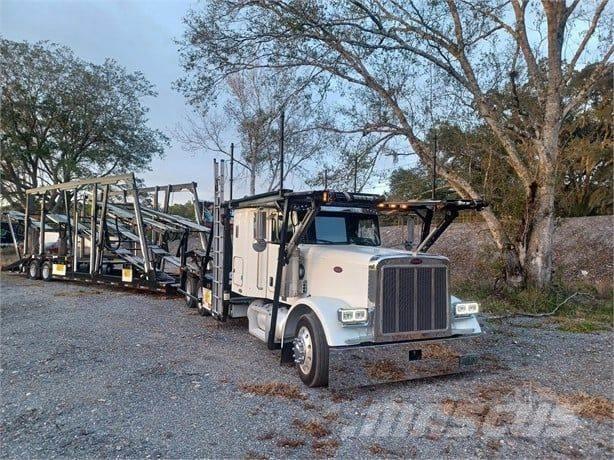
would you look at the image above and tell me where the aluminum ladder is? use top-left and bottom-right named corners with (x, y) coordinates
top-left (210, 159), bottom-right (226, 318)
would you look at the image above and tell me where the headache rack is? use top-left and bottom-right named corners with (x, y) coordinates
top-left (377, 199), bottom-right (486, 252)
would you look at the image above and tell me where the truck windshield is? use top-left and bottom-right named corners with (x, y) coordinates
top-left (302, 212), bottom-right (380, 246)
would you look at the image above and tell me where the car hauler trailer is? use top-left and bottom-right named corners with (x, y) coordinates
top-left (5, 174), bottom-right (211, 294)
top-left (194, 160), bottom-right (486, 387)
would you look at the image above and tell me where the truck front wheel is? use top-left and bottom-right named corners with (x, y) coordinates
top-left (293, 313), bottom-right (329, 387)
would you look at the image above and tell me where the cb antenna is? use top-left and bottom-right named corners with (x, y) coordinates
top-left (279, 108), bottom-right (285, 192)
top-left (429, 62), bottom-right (437, 200)
top-left (229, 142), bottom-right (234, 201)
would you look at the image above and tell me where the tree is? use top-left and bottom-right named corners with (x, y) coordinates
top-left (0, 39), bottom-right (167, 211)
top-left (176, 68), bottom-right (330, 195)
top-left (388, 166), bottom-right (451, 201)
top-left (557, 64), bottom-right (612, 216)
top-left (178, 0), bottom-right (612, 288)
top-left (306, 135), bottom-right (395, 192)
top-left (389, 65), bottom-right (613, 219)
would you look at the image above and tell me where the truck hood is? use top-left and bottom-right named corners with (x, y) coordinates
top-left (298, 244), bottom-right (438, 309)
top-left (299, 243), bottom-right (410, 265)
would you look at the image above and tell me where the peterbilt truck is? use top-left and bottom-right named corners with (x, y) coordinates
top-left (192, 160), bottom-right (485, 387)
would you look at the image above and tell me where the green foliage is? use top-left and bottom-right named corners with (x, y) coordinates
top-left (0, 39), bottom-right (168, 210)
top-left (388, 68), bottom-right (613, 218)
top-left (167, 203), bottom-right (196, 219)
top-left (456, 283), bottom-right (613, 334)
top-left (388, 165), bottom-right (455, 200)
top-left (557, 64), bottom-right (613, 217)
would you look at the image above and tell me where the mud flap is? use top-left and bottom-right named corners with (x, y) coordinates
top-left (328, 337), bottom-right (481, 390)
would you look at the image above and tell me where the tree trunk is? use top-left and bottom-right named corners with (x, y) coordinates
top-left (249, 169), bottom-right (256, 195)
top-left (521, 179), bottom-right (556, 289)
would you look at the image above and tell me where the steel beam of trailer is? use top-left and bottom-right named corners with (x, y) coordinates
top-left (26, 174), bottom-right (134, 195)
top-left (107, 182), bottom-right (198, 195)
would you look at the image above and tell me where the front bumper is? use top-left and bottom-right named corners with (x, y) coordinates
top-left (328, 335), bottom-right (481, 389)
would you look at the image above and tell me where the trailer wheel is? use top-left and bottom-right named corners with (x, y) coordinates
top-left (293, 313), bottom-right (329, 387)
top-left (28, 260), bottom-right (41, 280)
top-left (40, 261), bottom-right (53, 281)
top-left (185, 275), bottom-right (199, 308)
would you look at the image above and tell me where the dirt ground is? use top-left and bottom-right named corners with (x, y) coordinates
top-left (1, 273), bottom-right (612, 458)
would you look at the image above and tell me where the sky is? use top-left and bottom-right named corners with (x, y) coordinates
top-left (1, 0), bottom-right (402, 203)
top-left (1, 0), bottom-right (227, 203)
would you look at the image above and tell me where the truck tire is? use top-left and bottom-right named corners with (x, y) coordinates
top-left (185, 275), bottom-right (199, 308)
top-left (28, 260), bottom-right (41, 280)
top-left (294, 312), bottom-right (329, 387)
top-left (41, 261), bottom-right (53, 281)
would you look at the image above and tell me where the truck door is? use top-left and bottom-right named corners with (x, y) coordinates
top-left (266, 212), bottom-right (280, 298)
top-left (266, 243), bottom-right (278, 298)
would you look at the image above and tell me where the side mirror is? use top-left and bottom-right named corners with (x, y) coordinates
top-left (405, 216), bottom-right (416, 251)
top-left (253, 209), bottom-right (267, 252)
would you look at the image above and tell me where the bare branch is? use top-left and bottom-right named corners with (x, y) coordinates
top-left (566, 0), bottom-right (609, 78)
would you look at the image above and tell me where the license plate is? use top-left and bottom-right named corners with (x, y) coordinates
top-left (121, 268), bottom-right (133, 282)
top-left (203, 288), bottom-right (212, 307)
top-left (52, 263), bottom-right (66, 276)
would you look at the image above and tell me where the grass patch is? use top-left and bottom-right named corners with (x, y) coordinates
top-left (292, 419), bottom-right (331, 438)
top-left (369, 443), bottom-right (400, 457)
top-left (240, 382), bottom-right (307, 400)
top-left (456, 282), bottom-right (613, 333)
top-left (312, 439), bottom-right (340, 456)
top-left (533, 386), bottom-right (614, 422)
top-left (276, 438), bottom-right (305, 448)
top-left (558, 392), bottom-right (614, 421)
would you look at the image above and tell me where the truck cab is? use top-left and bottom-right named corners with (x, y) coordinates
top-left (200, 188), bottom-right (484, 387)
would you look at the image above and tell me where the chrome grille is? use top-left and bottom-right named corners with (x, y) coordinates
top-left (380, 265), bottom-right (448, 335)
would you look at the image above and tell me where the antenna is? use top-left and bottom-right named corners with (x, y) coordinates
top-left (279, 108), bottom-right (285, 192)
top-left (429, 62), bottom-right (437, 200)
top-left (229, 142), bottom-right (234, 201)
top-left (353, 154), bottom-right (358, 192)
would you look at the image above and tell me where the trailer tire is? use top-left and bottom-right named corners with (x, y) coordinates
top-left (185, 275), bottom-right (199, 308)
top-left (294, 313), bottom-right (329, 387)
top-left (41, 261), bottom-right (53, 281)
top-left (28, 260), bottom-right (41, 280)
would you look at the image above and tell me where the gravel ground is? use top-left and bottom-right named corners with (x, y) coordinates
top-left (1, 273), bottom-right (612, 458)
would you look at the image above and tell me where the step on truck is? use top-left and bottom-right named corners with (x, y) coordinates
top-left (196, 160), bottom-right (486, 387)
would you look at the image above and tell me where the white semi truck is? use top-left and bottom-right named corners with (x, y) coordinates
top-left (10, 163), bottom-right (485, 388)
top-left (190, 160), bottom-right (485, 387)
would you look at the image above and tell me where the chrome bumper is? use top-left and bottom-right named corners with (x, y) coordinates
top-left (328, 335), bottom-right (481, 389)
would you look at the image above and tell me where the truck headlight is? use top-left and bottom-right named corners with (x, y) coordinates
top-left (454, 302), bottom-right (480, 316)
top-left (337, 308), bottom-right (370, 325)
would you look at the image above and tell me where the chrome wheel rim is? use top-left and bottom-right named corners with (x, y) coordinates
top-left (29, 263), bottom-right (37, 278)
top-left (42, 264), bottom-right (50, 279)
top-left (293, 326), bottom-right (313, 375)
